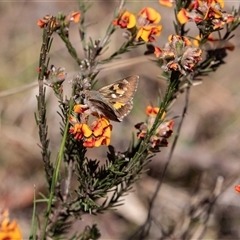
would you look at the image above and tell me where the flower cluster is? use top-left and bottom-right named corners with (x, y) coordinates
top-left (39, 65), bottom-right (66, 84)
top-left (135, 106), bottom-right (174, 152)
top-left (37, 12), bottom-right (81, 37)
top-left (37, 15), bottom-right (56, 29)
top-left (69, 104), bottom-right (112, 148)
top-left (176, 0), bottom-right (236, 33)
top-left (0, 209), bottom-right (22, 240)
top-left (113, 7), bottom-right (162, 42)
top-left (155, 35), bottom-right (202, 74)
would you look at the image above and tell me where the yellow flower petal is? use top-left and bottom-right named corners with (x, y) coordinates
top-left (177, 9), bottom-right (189, 24)
top-left (82, 123), bottom-right (92, 137)
top-left (139, 27), bottom-right (151, 42)
top-left (136, 27), bottom-right (143, 40)
top-left (95, 136), bottom-right (111, 147)
top-left (103, 125), bottom-right (112, 138)
top-left (126, 12), bottom-right (137, 28)
top-left (216, 0), bottom-right (224, 8)
top-left (74, 104), bottom-right (84, 113)
top-left (159, 0), bottom-right (173, 8)
top-left (94, 136), bottom-right (104, 147)
top-left (100, 117), bottom-right (110, 128)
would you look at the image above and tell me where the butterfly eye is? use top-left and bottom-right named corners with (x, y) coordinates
top-left (81, 93), bottom-right (85, 99)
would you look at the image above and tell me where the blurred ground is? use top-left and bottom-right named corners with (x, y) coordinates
top-left (0, 1), bottom-right (240, 239)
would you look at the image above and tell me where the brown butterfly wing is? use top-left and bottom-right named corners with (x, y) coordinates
top-left (87, 99), bottom-right (121, 122)
top-left (86, 75), bottom-right (139, 121)
top-left (114, 101), bottom-right (133, 121)
top-left (98, 75), bottom-right (139, 102)
top-left (99, 75), bottom-right (139, 121)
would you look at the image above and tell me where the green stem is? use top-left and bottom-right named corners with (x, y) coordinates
top-left (29, 186), bottom-right (37, 240)
top-left (41, 99), bottom-right (74, 239)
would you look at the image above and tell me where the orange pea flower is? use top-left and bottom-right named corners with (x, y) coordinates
top-left (135, 106), bottom-right (173, 151)
top-left (70, 113), bottom-right (113, 148)
top-left (0, 209), bottom-right (22, 240)
top-left (92, 117), bottom-right (111, 137)
top-left (37, 19), bottom-right (48, 28)
top-left (93, 125), bottom-right (112, 147)
top-left (37, 15), bottom-right (55, 29)
top-left (146, 106), bottom-right (166, 119)
top-left (74, 104), bottom-right (89, 114)
top-left (113, 11), bottom-right (136, 29)
top-left (69, 123), bottom-right (92, 140)
top-left (136, 25), bottom-right (162, 42)
top-left (176, 0), bottom-right (233, 31)
top-left (155, 35), bottom-right (202, 74)
top-left (82, 117), bottom-right (112, 148)
top-left (177, 8), bottom-right (191, 25)
top-left (113, 7), bottom-right (163, 42)
top-left (70, 12), bottom-right (81, 23)
top-left (235, 185), bottom-right (240, 193)
top-left (146, 106), bottom-right (160, 116)
top-left (138, 7), bottom-right (161, 25)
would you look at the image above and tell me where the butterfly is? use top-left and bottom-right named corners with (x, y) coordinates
top-left (81, 75), bottom-right (139, 122)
